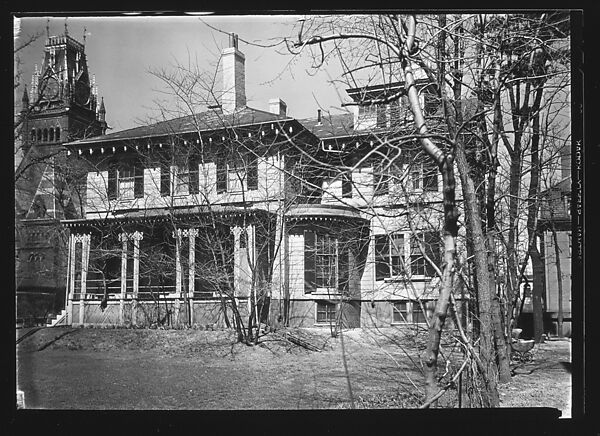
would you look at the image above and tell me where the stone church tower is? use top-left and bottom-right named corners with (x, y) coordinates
top-left (15, 26), bottom-right (107, 324)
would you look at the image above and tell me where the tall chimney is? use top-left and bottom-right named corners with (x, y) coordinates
top-left (268, 98), bottom-right (287, 117)
top-left (221, 33), bottom-right (246, 114)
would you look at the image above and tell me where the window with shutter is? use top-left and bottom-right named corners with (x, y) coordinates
top-left (117, 166), bottom-right (135, 200)
top-left (216, 158), bottom-right (227, 194)
top-left (376, 104), bottom-right (387, 128)
top-left (160, 163), bottom-right (170, 197)
top-left (342, 172), bottom-right (352, 198)
top-left (373, 163), bottom-right (389, 196)
top-left (134, 164), bottom-right (144, 198)
top-left (304, 230), bottom-right (316, 294)
top-left (337, 243), bottom-right (349, 294)
top-left (247, 157), bottom-right (258, 190)
top-left (189, 160), bottom-right (199, 194)
top-left (107, 166), bottom-right (117, 200)
top-left (173, 165), bottom-right (190, 196)
top-left (375, 235), bottom-right (389, 281)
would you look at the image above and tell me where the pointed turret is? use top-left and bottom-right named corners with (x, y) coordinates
top-left (21, 85), bottom-right (29, 112)
top-left (98, 96), bottom-right (106, 121)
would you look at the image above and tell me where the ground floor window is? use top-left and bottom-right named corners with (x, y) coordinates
top-left (316, 301), bottom-right (337, 323)
top-left (391, 300), bottom-right (435, 324)
top-left (392, 302), bottom-right (409, 323)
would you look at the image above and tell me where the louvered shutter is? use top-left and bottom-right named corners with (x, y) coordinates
top-left (189, 159), bottom-right (199, 194)
top-left (134, 164), bottom-right (144, 198)
top-left (338, 242), bottom-right (349, 294)
top-left (247, 157), bottom-right (258, 190)
top-left (216, 158), bottom-right (227, 193)
top-left (160, 163), bottom-right (170, 197)
top-left (107, 166), bottom-right (117, 200)
top-left (304, 230), bottom-right (316, 294)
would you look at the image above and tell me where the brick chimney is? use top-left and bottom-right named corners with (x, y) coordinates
top-left (221, 33), bottom-right (246, 114)
top-left (268, 98), bottom-right (287, 117)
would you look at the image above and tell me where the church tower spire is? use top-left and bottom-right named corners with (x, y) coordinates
top-left (21, 85), bottom-right (29, 111)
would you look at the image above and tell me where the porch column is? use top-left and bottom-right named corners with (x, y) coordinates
top-left (173, 229), bottom-right (182, 327)
top-left (231, 226), bottom-right (242, 295)
top-left (246, 224), bottom-right (256, 267)
top-left (131, 231), bottom-right (143, 326)
top-left (119, 233), bottom-right (129, 325)
top-left (246, 223), bottom-right (256, 318)
top-left (188, 228), bottom-right (198, 325)
top-left (74, 233), bottom-right (90, 326)
top-left (67, 233), bottom-right (76, 324)
top-left (175, 229), bottom-right (182, 296)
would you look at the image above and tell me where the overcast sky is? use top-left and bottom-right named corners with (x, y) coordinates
top-left (15, 15), bottom-right (351, 133)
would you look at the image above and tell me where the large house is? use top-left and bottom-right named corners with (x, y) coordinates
top-left (537, 148), bottom-right (572, 337)
top-left (41, 33), bottom-right (465, 329)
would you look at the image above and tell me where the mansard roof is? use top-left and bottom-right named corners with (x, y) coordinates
top-left (67, 106), bottom-right (294, 146)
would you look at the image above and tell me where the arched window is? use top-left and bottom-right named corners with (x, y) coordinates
top-left (49, 128), bottom-right (54, 142)
top-left (37, 129), bottom-right (42, 141)
top-left (55, 127), bottom-right (60, 141)
top-left (30, 129), bottom-right (36, 142)
top-left (43, 128), bottom-right (48, 142)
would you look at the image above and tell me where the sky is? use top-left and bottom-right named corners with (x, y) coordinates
top-left (14, 14), bottom-right (350, 133)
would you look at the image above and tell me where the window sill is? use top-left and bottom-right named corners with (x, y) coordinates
top-left (380, 276), bottom-right (431, 283)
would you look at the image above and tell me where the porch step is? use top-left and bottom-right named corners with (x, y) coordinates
top-left (46, 309), bottom-right (68, 327)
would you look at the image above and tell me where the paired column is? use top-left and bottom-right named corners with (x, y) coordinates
top-left (232, 224), bottom-right (256, 305)
top-left (119, 233), bottom-right (128, 325)
top-left (118, 231), bottom-right (144, 325)
top-left (173, 228), bottom-right (198, 326)
top-left (70, 233), bottom-right (91, 326)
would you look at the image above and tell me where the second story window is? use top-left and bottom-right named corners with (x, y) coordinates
top-left (411, 161), bottom-right (439, 192)
top-left (172, 165), bottom-right (189, 196)
top-left (216, 158), bottom-right (227, 194)
top-left (118, 167), bottom-right (135, 199)
top-left (375, 233), bottom-right (404, 280)
top-left (373, 162), bottom-right (389, 196)
top-left (376, 104), bottom-right (387, 128)
top-left (108, 162), bottom-right (144, 201)
top-left (409, 231), bottom-right (442, 277)
top-left (247, 157), bottom-right (258, 190)
top-left (342, 172), bottom-right (352, 198)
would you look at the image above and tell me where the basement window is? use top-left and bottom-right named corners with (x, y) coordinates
top-left (316, 301), bottom-right (337, 324)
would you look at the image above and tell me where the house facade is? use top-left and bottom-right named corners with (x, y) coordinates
top-left (537, 148), bottom-right (572, 336)
top-left (59, 33), bottom-right (466, 329)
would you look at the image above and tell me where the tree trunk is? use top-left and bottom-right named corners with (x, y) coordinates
top-left (454, 140), bottom-right (500, 407)
top-left (550, 225), bottom-right (564, 337)
top-left (530, 240), bottom-right (546, 342)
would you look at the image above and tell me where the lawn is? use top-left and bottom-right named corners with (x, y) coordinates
top-left (15, 326), bottom-right (570, 411)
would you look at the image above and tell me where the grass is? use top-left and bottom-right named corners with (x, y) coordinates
top-left (15, 326), bottom-right (570, 411)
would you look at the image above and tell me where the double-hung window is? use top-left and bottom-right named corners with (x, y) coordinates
top-left (315, 234), bottom-right (338, 290)
top-left (118, 167), bottom-right (135, 199)
top-left (373, 162), bottom-right (389, 196)
top-left (392, 302), bottom-right (409, 323)
top-left (173, 165), bottom-right (190, 196)
top-left (109, 162), bottom-right (144, 201)
top-left (375, 234), bottom-right (405, 280)
top-left (409, 231), bottom-right (442, 277)
top-left (411, 161), bottom-right (439, 192)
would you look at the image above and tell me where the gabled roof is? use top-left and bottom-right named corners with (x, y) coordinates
top-left (67, 106), bottom-right (293, 146)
